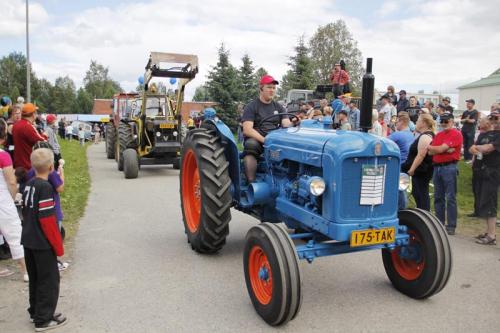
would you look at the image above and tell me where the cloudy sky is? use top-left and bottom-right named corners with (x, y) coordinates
top-left (1, 0), bottom-right (498, 99)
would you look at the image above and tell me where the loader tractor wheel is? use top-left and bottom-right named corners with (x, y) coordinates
top-left (123, 148), bottom-right (139, 179)
top-left (105, 125), bottom-right (116, 159)
top-left (382, 208), bottom-right (452, 299)
top-left (117, 123), bottom-right (134, 171)
top-left (244, 223), bottom-right (302, 326)
top-left (180, 128), bottom-right (232, 253)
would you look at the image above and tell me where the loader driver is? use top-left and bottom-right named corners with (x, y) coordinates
top-left (242, 75), bottom-right (292, 183)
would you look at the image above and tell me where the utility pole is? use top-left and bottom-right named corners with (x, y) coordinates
top-left (26, 0), bottom-right (31, 102)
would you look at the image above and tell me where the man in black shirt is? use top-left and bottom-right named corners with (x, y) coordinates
top-left (241, 75), bottom-right (292, 182)
top-left (396, 90), bottom-right (409, 113)
top-left (461, 98), bottom-right (479, 162)
top-left (469, 110), bottom-right (499, 245)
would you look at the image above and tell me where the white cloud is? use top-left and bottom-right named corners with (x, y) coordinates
top-left (377, 1), bottom-right (400, 17)
top-left (3, 0), bottom-right (499, 100)
top-left (0, 0), bottom-right (48, 37)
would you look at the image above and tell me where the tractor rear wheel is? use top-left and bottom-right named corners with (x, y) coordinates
top-left (105, 125), bottom-right (116, 159)
top-left (179, 128), bottom-right (232, 253)
top-left (123, 148), bottom-right (139, 179)
top-left (244, 223), bottom-right (302, 326)
top-left (117, 122), bottom-right (134, 171)
top-left (382, 208), bottom-right (452, 299)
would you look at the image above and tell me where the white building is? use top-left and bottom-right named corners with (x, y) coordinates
top-left (457, 68), bottom-right (500, 111)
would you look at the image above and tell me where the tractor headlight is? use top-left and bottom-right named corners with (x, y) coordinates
top-left (173, 131), bottom-right (178, 137)
top-left (309, 177), bottom-right (326, 196)
top-left (156, 131), bottom-right (161, 137)
top-left (399, 173), bottom-right (410, 191)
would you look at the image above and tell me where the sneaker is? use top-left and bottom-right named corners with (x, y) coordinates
top-left (31, 313), bottom-right (63, 323)
top-left (466, 212), bottom-right (478, 217)
top-left (465, 160), bottom-right (473, 165)
top-left (57, 261), bottom-right (69, 271)
top-left (34, 315), bottom-right (67, 331)
top-left (447, 228), bottom-right (456, 236)
top-left (23, 273), bottom-right (29, 282)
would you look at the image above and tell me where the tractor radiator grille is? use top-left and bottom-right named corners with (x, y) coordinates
top-left (339, 156), bottom-right (399, 220)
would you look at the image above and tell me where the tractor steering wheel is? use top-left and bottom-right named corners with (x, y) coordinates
top-left (256, 112), bottom-right (300, 132)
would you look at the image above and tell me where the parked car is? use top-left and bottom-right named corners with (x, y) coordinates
top-left (70, 121), bottom-right (94, 141)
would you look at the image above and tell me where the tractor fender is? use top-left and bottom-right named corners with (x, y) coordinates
top-left (201, 118), bottom-right (241, 202)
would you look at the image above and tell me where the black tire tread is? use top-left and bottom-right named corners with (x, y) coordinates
top-left (180, 128), bottom-right (232, 253)
top-left (105, 125), bottom-right (116, 159)
top-left (123, 148), bottom-right (139, 179)
top-left (117, 123), bottom-right (135, 171)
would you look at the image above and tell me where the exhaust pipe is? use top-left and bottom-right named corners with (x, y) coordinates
top-left (360, 58), bottom-right (375, 132)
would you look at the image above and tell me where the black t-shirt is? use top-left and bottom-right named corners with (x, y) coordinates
top-left (405, 106), bottom-right (421, 123)
top-left (241, 99), bottom-right (287, 137)
top-left (476, 130), bottom-right (500, 168)
top-left (21, 178), bottom-right (56, 250)
top-left (461, 109), bottom-right (479, 133)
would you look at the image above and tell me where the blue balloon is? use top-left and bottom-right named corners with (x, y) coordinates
top-left (138, 76), bottom-right (144, 85)
top-left (169, 78), bottom-right (177, 85)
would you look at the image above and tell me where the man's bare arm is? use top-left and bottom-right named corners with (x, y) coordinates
top-left (243, 121), bottom-right (265, 144)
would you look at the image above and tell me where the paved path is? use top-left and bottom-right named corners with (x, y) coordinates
top-left (1, 143), bottom-right (499, 332)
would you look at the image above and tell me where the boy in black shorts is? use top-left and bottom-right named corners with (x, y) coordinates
top-left (21, 148), bottom-right (67, 331)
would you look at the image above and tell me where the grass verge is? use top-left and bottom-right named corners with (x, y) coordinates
top-left (59, 140), bottom-right (91, 240)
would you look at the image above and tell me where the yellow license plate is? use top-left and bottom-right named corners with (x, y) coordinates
top-left (159, 123), bottom-right (175, 129)
top-left (350, 227), bottom-right (395, 247)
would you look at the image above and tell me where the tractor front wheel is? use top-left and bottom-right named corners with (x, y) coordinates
top-left (382, 208), bottom-right (452, 299)
top-left (117, 123), bottom-right (134, 171)
top-left (179, 129), bottom-right (232, 253)
top-left (105, 125), bottom-right (116, 159)
top-left (244, 223), bottom-right (302, 326)
top-left (123, 148), bottom-right (139, 179)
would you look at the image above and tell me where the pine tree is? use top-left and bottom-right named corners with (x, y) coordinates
top-left (206, 43), bottom-right (240, 130)
top-left (279, 36), bottom-right (315, 99)
top-left (238, 54), bottom-right (257, 104)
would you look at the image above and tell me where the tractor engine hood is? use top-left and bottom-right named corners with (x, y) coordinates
top-left (264, 119), bottom-right (400, 166)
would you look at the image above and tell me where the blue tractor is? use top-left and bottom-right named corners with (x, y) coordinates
top-left (179, 59), bottom-right (451, 326)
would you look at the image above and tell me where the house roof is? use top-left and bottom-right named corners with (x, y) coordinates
top-left (458, 68), bottom-right (500, 89)
top-left (92, 99), bottom-right (113, 115)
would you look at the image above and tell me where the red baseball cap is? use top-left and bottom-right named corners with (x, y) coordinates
top-left (46, 114), bottom-right (57, 124)
top-left (259, 75), bottom-right (279, 85)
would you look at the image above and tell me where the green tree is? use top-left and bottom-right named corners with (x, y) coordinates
top-left (238, 54), bottom-right (258, 103)
top-left (74, 88), bottom-right (93, 114)
top-left (206, 43), bottom-right (240, 130)
top-left (254, 67), bottom-right (268, 80)
top-left (192, 85), bottom-right (210, 102)
top-left (0, 52), bottom-right (31, 100)
top-left (279, 35), bottom-right (315, 99)
top-left (50, 76), bottom-right (76, 114)
top-left (32, 78), bottom-right (53, 113)
top-left (309, 20), bottom-right (363, 94)
top-left (83, 60), bottom-right (122, 99)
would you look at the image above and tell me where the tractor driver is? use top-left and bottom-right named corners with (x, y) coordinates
top-left (241, 75), bottom-right (292, 183)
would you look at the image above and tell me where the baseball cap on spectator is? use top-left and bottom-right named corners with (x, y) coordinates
top-left (465, 98), bottom-right (475, 104)
top-left (22, 103), bottom-right (38, 115)
top-left (440, 112), bottom-right (454, 121)
top-left (46, 114), bottom-right (57, 124)
top-left (398, 90), bottom-right (406, 95)
top-left (259, 75), bottom-right (279, 85)
top-left (442, 96), bottom-right (451, 102)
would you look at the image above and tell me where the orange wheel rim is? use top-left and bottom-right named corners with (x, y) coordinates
top-left (182, 150), bottom-right (201, 233)
top-left (391, 230), bottom-right (425, 280)
top-left (248, 245), bottom-right (273, 305)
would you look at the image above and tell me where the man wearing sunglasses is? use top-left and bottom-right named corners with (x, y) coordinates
top-left (428, 112), bottom-right (463, 235)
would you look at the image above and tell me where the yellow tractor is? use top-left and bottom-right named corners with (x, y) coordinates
top-left (116, 52), bottom-right (198, 178)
